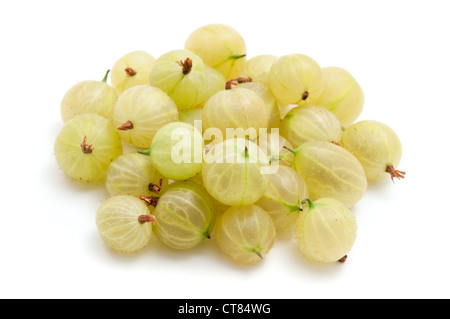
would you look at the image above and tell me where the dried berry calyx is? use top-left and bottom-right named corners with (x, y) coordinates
top-left (149, 179), bottom-right (163, 194)
top-left (138, 214), bottom-right (156, 225)
top-left (302, 91), bottom-right (309, 100)
top-left (117, 120), bottom-right (134, 131)
top-left (139, 195), bottom-right (159, 207)
top-left (178, 57), bottom-right (193, 75)
top-left (80, 136), bottom-right (94, 154)
top-left (124, 67), bottom-right (137, 76)
top-left (338, 255), bottom-right (348, 263)
top-left (225, 77), bottom-right (252, 90)
top-left (386, 165), bottom-right (406, 182)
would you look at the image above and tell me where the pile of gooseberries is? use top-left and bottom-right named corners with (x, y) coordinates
top-left (54, 24), bottom-right (405, 265)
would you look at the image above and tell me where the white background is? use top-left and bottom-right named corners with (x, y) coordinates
top-left (1, 0), bottom-right (449, 299)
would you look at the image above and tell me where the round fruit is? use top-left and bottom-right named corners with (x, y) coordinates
top-left (152, 182), bottom-right (215, 250)
top-left (289, 141), bottom-right (367, 206)
top-left (341, 120), bottom-right (405, 182)
top-left (256, 166), bottom-right (308, 233)
top-left (106, 152), bottom-right (168, 197)
top-left (185, 24), bottom-right (246, 80)
top-left (315, 67), bottom-right (364, 127)
top-left (240, 55), bottom-right (278, 86)
top-left (269, 54), bottom-right (323, 106)
top-left (60, 70), bottom-right (117, 122)
top-left (96, 195), bottom-right (155, 253)
top-left (110, 50), bottom-right (156, 95)
top-left (280, 105), bottom-right (342, 148)
top-left (54, 113), bottom-right (123, 183)
top-left (215, 205), bottom-right (276, 265)
top-left (149, 49), bottom-right (208, 110)
top-left (296, 198), bottom-right (357, 263)
top-left (202, 138), bottom-right (270, 206)
top-left (112, 85), bottom-right (178, 149)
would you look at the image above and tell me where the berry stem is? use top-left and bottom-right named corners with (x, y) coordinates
top-left (80, 136), bottom-right (93, 154)
top-left (178, 57), bottom-right (193, 75)
top-left (102, 69), bottom-right (111, 83)
top-left (138, 149), bottom-right (151, 156)
top-left (231, 54), bottom-right (246, 59)
top-left (255, 251), bottom-right (263, 260)
top-left (125, 67), bottom-right (137, 76)
top-left (282, 145), bottom-right (298, 154)
top-left (139, 195), bottom-right (159, 207)
top-left (117, 120), bottom-right (134, 131)
top-left (138, 214), bottom-right (156, 225)
top-left (301, 199), bottom-right (315, 210)
top-left (386, 165), bottom-right (406, 182)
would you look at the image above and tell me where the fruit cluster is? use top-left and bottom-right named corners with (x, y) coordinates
top-left (54, 24), bottom-right (405, 265)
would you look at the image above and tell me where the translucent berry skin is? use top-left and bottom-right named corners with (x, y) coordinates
top-left (60, 79), bottom-right (117, 123)
top-left (240, 55), bottom-right (278, 86)
top-left (179, 108), bottom-right (202, 127)
top-left (341, 120), bottom-right (403, 182)
top-left (96, 195), bottom-right (153, 253)
top-left (185, 24), bottom-right (247, 80)
top-left (258, 133), bottom-right (294, 166)
top-left (110, 50), bottom-right (156, 95)
top-left (202, 138), bottom-right (270, 206)
top-left (292, 141), bottom-right (367, 206)
top-left (238, 82), bottom-right (280, 130)
top-left (153, 182), bottom-right (215, 250)
top-left (149, 122), bottom-right (204, 181)
top-left (296, 198), bottom-right (357, 263)
top-left (54, 114), bottom-right (123, 183)
top-left (105, 152), bottom-right (168, 197)
top-left (195, 66), bottom-right (226, 108)
top-left (256, 166), bottom-right (308, 233)
top-left (280, 105), bottom-right (342, 148)
top-left (188, 172), bottom-right (230, 215)
top-left (215, 205), bottom-right (276, 265)
top-left (149, 49), bottom-right (208, 110)
top-left (202, 88), bottom-right (268, 141)
top-left (269, 54), bottom-right (323, 106)
top-left (112, 85), bottom-right (178, 149)
top-left (315, 67), bottom-right (364, 127)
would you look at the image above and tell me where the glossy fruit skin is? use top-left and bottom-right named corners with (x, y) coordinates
top-left (179, 108), bottom-right (202, 127)
top-left (202, 138), bottom-right (270, 206)
top-left (149, 49), bottom-right (208, 110)
top-left (240, 55), bottom-right (278, 86)
top-left (237, 82), bottom-right (280, 130)
top-left (202, 88), bottom-right (268, 142)
top-left (185, 24), bottom-right (247, 80)
top-left (269, 54), bottom-right (323, 106)
top-left (188, 172), bottom-right (230, 215)
top-left (280, 105), bottom-right (342, 148)
top-left (292, 141), bottom-right (367, 206)
top-left (258, 133), bottom-right (294, 166)
top-left (105, 152), bottom-right (168, 197)
top-left (153, 182), bottom-right (215, 250)
top-left (195, 66), bottom-right (226, 108)
top-left (315, 67), bottom-right (364, 127)
top-left (110, 50), bottom-right (156, 95)
top-left (296, 198), bottom-right (357, 263)
top-left (96, 195), bottom-right (153, 253)
top-left (60, 80), bottom-right (117, 122)
top-left (112, 85), bottom-right (178, 149)
top-left (149, 122), bottom-right (204, 181)
top-left (256, 166), bottom-right (308, 233)
top-left (341, 120), bottom-right (402, 182)
top-left (54, 113), bottom-right (123, 183)
top-left (215, 205), bottom-right (276, 265)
